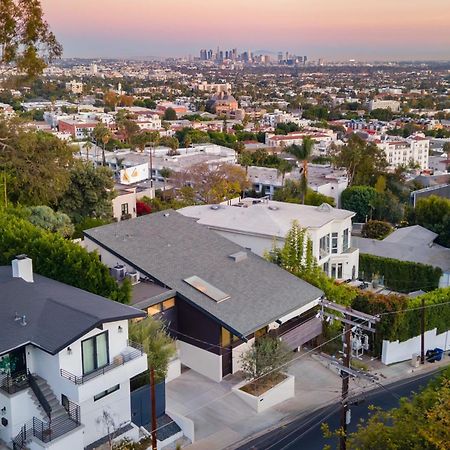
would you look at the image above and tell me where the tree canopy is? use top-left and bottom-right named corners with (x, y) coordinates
top-left (0, 0), bottom-right (62, 78)
top-left (344, 368), bottom-right (450, 450)
top-left (57, 161), bottom-right (115, 224)
top-left (0, 120), bottom-right (75, 205)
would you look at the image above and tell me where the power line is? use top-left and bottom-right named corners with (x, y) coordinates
top-left (377, 299), bottom-right (450, 316)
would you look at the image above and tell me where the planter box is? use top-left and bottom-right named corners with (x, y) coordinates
top-left (232, 374), bottom-right (295, 413)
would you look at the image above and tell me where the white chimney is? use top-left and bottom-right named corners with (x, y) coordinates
top-left (12, 255), bottom-right (34, 283)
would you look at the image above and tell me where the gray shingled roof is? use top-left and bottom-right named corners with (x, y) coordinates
top-left (0, 267), bottom-right (145, 355)
top-left (84, 211), bottom-right (323, 337)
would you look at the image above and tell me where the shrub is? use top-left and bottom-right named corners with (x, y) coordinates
top-left (362, 220), bottom-right (393, 239)
top-left (136, 201), bottom-right (151, 216)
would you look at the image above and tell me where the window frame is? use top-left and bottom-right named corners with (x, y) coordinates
top-left (81, 331), bottom-right (110, 376)
top-left (94, 384), bottom-right (120, 402)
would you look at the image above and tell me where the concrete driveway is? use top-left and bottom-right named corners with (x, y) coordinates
top-left (166, 353), bottom-right (343, 450)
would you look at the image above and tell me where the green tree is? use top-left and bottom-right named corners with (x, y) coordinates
top-left (58, 161), bottom-right (114, 223)
top-left (240, 336), bottom-right (292, 392)
top-left (92, 123), bottom-right (112, 165)
top-left (370, 108), bottom-right (394, 121)
top-left (0, 121), bottom-right (75, 206)
top-left (287, 137), bottom-right (314, 204)
top-left (163, 107), bottom-right (177, 121)
top-left (159, 167), bottom-right (172, 200)
top-left (129, 316), bottom-right (176, 384)
top-left (413, 195), bottom-right (450, 247)
top-left (333, 135), bottom-right (388, 186)
top-left (27, 205), bottom-right (74, 238)
top-left (344, 368), bottom-right (450, 450)
top-left (0, 0), bottom-right (62, 78)
top-left (0, 210), bottom-right (131, 303)
top-left (341, 186), bottom-right (379, 222)
top-left (277, 159), bottom-right (293, 185)
top-left (238, 151), bottom-right (253, 175)
top-left (361, 220), bottom-right (393, 240)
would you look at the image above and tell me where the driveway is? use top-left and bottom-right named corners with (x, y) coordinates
top-left (166, 352), bottom-right (343, 449)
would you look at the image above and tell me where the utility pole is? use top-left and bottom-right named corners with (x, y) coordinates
top-left (340, 316), bottom-right (351, 450)
top-left (318, 299), bottom-right (380, 450)
top-left (150, 367), bottom-right (157, 450)
top-left (421, 297), bottom-right (425, 364)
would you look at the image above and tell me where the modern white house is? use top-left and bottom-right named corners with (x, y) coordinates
top-left (0, 256), bottom-right (147, 450)
top-left (180, 198), bottom-right (359, 281)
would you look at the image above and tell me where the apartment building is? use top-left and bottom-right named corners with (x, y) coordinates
top-left (368, 99), bottom-right (401, 112)
top-left (376, 136), bottom-right (430, 170)
top-left (65, 80), bottom-right (84, 95)
top-left (58, 119), bottom-right (99, 139)
top-left (180, 198), bottom-right (359, 280)
top-left (0, 256), bottom-right (147, 450)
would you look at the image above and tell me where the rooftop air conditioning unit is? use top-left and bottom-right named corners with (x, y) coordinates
top-left (110, 264), bottom-right (126, 281)
top-left (126, 271), bottom-right (140, 285)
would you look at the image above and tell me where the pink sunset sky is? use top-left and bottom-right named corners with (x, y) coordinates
top-left (41, 0), bottom-right (450, 60)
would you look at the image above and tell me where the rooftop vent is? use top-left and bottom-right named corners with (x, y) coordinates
top-left (210, 205), bottom-right (221, 210)
top-left (12, 255), bottom-right (34, 283)
top-left (229, 251), bottom-right (248, 263)
top-left (184, 276), bottom-right (230, 303)
top-left (268, 205), bottom-right (279, 211)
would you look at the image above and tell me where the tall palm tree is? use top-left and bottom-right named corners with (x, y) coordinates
top-left (277, 159), bottom-right (292, 186)
top-left (287, 137), bottom-right (314, 204)
top-left (84, 140), bottom-right (93, 161)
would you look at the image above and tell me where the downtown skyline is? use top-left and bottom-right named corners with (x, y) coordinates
top-left (41, 0), bottom-right (450, 61)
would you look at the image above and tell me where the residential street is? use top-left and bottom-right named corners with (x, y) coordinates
top-left (234, 368), bottom-right (445, 450)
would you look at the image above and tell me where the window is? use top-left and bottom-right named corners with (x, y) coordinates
top-left (82, 332), bottom-right (109, 375)
top-left (331, 263), bottom-right (343, 279)
top-left (147, 304), bottom-right (161, 316)
top-left (162, 298), bottom-right (175, 311)
top-left (94, 384), bottom-right (120, 402)
top-left (121, 203), bottom-right (129, 216)
top-left (323, 262), bottom-right (329, 276)
top-left (331, 233), bottom-right (338, 254)
top-left (319, 235), bottom-right (330, 259)
top-left (343, 229), bottom-right (349, 250)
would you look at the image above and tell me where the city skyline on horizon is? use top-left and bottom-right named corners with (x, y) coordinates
top-left (42, 0), bottom-right (450, 61)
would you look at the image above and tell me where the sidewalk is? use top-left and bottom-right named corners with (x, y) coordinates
top-left (166, 351), bottom-right (450, 450)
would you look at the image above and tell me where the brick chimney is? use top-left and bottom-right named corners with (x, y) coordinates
top-left (12, 255), bottom-right (34, 283)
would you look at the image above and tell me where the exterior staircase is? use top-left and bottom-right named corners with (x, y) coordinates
top-left (28, 375), bottom-right (68, 421)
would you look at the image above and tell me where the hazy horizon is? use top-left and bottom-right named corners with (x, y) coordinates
top-left (42, 0), bottom-right (450, 61)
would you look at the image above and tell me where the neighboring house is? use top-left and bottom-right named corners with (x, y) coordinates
top-left (410, 184), bottom-right (450, 207)
top-left (83, 211), bottom-right (324, 383)
top-left (180, 199), bottom-right (359, 281)
top-left (353, 225), bottom-right (450, 288)
top-left (58, 119), bottom-right (99, 139)
top-left (368, 99), bottom-right (401, 112)
top-left (0, 256), bottom-right (147, 450)
top-left (247, 164), bottom-right (348, 207)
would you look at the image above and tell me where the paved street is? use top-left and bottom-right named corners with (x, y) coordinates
top-left (235, 368), bottom-right (445, 450)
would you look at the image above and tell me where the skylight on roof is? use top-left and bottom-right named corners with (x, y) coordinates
top-left (184, 276), bottom-right (230, 303)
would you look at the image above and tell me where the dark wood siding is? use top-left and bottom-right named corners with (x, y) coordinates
top-left (176, 298), bottom-right (221, 355)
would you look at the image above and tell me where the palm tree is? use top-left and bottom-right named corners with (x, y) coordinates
top-left (277, 159), bottom-right (293, 186)
top-left (287, 137), bottom-right (314, 204)
top-left (84, 140), bottom-right (93, 161)
top-left (159, 167), bottom-right (172, 200)
top-left (238, 151), bottom-right (253, 175)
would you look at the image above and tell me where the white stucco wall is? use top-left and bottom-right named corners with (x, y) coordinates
top-left (177, 341), bottom-right (222, 382)
top-left (382, 328), bottom-right (450, 365)
top-left (232, 338), bottom-right (255, 373)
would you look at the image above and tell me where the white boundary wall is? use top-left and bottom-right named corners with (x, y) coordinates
top-left (382, 328), bottom-right (450, 365)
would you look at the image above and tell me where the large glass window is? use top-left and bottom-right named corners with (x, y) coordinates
top-left (331, 233), bottom-right (338, 254)
top-left (343, 229), bottom-right (349, 250)
top-left (319, 235), bottom-right (330, 259)
top-left (82, 332), bottom-right (109, 375)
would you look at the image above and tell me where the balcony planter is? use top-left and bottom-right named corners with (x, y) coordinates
top-left (232, 373), bottom-right (295, 413)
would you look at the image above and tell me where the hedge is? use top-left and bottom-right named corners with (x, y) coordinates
top-left (352, 288), bottom-right (450, 355)
top-left (359, 253), bottom-right (442, 293)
